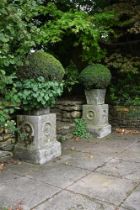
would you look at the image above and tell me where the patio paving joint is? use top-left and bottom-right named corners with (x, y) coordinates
top-left (65, 188), bottom-right (118, 208)
top-left (94, 168), bottom-right (140, 182)
top-left (24, 174), bottom-right (66, 190)
top-left (117, 182), bottom-right (140, 208)
top-left (60, 161), bottom-right (93, 172)
top-left (63, 170), bottom-right (92, 190)
top-left (31, 189), bottom-right (63, 210)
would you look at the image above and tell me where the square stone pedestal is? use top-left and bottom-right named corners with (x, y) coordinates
top-left (14, 113), bottom-right (61, 164)
top-left (83, 104), bottom-right (111, 138)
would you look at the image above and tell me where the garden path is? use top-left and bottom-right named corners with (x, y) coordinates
top-left (0, 133), bottom-right (140, 210)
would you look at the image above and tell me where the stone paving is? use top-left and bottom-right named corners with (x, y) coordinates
top-left (0, 133), bottom-right (140, 210)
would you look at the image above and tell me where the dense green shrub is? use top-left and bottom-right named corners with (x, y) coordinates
top-left (64, 62), bottom-right (79, 92)
top-left (79, 64), bottom-right (111, 89)
top-left (0, 0), bottom-right (43, 131)
top-left (0, 70), bottom-right (20, 132)
top-left (15, 77), bottom-right (64, 111)
top-left (108, 74), bottom-right (140, 106)
top-left (17, 51), bottom-right (65, 82)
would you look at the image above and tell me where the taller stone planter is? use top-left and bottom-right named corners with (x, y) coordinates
top-left (83, 89), bottom-right (111, 138)
top-left (14, 109), bottom-right (61, 164)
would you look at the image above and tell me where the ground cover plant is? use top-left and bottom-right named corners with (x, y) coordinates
top-left (73, 118), bottom-right (90, 139)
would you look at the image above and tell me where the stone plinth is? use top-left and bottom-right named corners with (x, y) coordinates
top-left (83, 104), bottom-right (111, 138)
top-left (87, 124), bottom-right (111, 138)
top-left (15, 113), bottom-right (61, 164)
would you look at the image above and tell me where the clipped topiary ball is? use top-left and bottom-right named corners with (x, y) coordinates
top-left (79, 64), bottom-right (111, 89)
top-left (18, 50), bottom-right (65, 81)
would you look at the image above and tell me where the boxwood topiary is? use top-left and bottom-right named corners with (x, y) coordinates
top-left (79, 64), bottom-right (111, 89)
top-left (18, 50), bottom-right (65, 81)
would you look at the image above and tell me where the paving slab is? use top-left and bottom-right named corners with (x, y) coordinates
top-left (68, 172), bottom-right (137, 206)
top-left (0, 161), bottom-right (41, 177)
top-left (122, 185), bottom-right (140, 210)
top-left (1, 161), bottom-right (89, 189)
top-left (118, 143), bottom-right (140, 163)
top-left (63, 140), bottom-right (138, 163)
top-left (0, 175), bottom-right (61, 209)
top-left (56, 150), bottom-right (113, 171)
top-left (0, 169), bottom-right (21, 183)
top-left (0, 161), bottom-right (43, 184)
top-left (63, 134), bottom-right (139, 154)
top-left (35, 190), bottom-right (116, 210)
top-left (126, 141), bottom-right (140, 153)
top-left (0, 133), bottom-right (139, 210)
top-left (24, 163), bottom-right (89, 189)
top-left (96, 158), bottom-right (140, 181)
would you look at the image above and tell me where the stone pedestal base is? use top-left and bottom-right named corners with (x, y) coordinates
top-left (87, 124), bottom-right (111, 138)
top-left (15, 113), bottom-right (61, 164)
top-left (83, 104), bottom-right (111, 138)
top-left (14, 141), bottom-right (61, 164)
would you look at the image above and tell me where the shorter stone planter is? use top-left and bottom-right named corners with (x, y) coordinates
top-left (85, 89), bottom-right (106, 105)
top-left (15, 112), bottom-right (61, 164)
top-left (83, 89), bottom-right (111, 138)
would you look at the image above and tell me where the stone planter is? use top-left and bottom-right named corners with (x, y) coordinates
top-left (83, 89), bottom-right (111, 138)
top-left (85, 89), bottom-right (106, 105)
top-left (14, 110), bottom-right (61, 164)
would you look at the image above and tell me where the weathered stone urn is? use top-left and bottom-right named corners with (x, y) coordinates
top-left (85, 89), bottom-right (106, 105)
top-left (83, 89), bottom-right (111, 138)
top-left (14, 109), bottom-right (61, 164)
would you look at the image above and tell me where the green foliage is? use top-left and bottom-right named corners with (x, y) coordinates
top-left (101, 1), bottom-right (140, 106)
top-left (0, 0), bottom-right (43, 71)
top-left (105, 53), bottom-right (140, 74)
top-left (0, 70), bottom-right (15, 93)
top-left (73, 118), bottom-right (89, 139)
top-left (38, 5), bottom-right (116, 62)
top-left (18, 50), bottom-right (65, 81)
top-left (16, 77), bottom-right (64, 111)
top-left (108, 77), bottom-right (140, 106)
top-left (64, 62), bottom-right (79, 92)
top-left (79, 64), bottom-right (111, 89)
top-left (0, 0), bottom-right (44, 130)
top-left (105, 1), bottom-right (140, 37)
top-left (0, 70), bottom-right (20, 132)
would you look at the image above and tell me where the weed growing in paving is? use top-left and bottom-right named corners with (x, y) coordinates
top-left (73, 118), bottom-right (90, 139)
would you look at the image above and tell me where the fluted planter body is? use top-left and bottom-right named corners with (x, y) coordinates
top-left (85, 89), bottom-right (106, 105)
